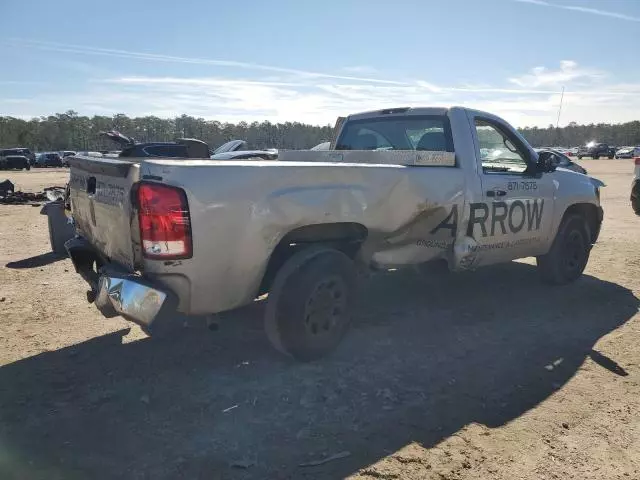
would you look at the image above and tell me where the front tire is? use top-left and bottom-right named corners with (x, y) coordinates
top-left (592, 154), bottom-right (599, 160)
top-left (537, 215), bottom-right (591, 285)
top-left (631, 182), bottom-right (640, 216)
top-left (265, 246), bottom-right (357, 362)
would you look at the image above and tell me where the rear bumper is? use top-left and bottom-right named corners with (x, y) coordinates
top-left (65, 237), bottom-right (176, 328)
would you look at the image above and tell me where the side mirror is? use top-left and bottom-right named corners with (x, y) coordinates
top-left (536, 151), bottom-right (557, 173)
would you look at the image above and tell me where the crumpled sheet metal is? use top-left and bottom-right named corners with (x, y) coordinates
top-left (143, 159), bottom-right (466, 313)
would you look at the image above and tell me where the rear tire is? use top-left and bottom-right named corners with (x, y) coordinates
top-left (537, 214), bottom-right (591, 285)
top-left (265, 246), bottom-right (357, 362)
top-left (46, 203), bottom-right (75, 256)
top-left (592, 154), bottom-right (599, 160)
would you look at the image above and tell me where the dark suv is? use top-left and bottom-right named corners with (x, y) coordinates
top-left (0, 148), bottom-right (32, 170)
top-left (577, 142), bottom-right (615, 159)
top-left (35, 152), bottom-right (64, 167)
top-left (100, 131), bottom-right (211, 158)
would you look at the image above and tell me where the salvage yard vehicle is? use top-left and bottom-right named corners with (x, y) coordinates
top-left (632, 157), bottom-right (640, 216)
top-left (577, 142), bottom-right (616, 160)
top-left (35, 152), bottom-right (64, 167)
top-left (615, 146), bottom-right (640, 159)
top-left (101, 131), bottom-right (211, 158)
top-left (0, 147), bottom-right (35, 165)
top-left (210, 139), bottom-right (278, 160)
top-left (0, 151), bottom-right (30, 170)
top-left (64, 106), bottom-right (605, 361)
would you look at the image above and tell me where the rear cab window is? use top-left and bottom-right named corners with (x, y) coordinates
top-left (335, 115), bottom-right (454, 153)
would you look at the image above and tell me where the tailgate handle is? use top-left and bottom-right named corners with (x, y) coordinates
top-left (87, 177), bottom-right (96, 195)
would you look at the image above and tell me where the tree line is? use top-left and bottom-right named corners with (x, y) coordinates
top-left (1, 111), bottom-right (639, 151)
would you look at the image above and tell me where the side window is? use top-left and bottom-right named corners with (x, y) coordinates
top-left (475, 119), bottom-right (528, 173)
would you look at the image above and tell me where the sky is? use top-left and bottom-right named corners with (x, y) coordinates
top-left (1, 0), bottom-right (639, 127)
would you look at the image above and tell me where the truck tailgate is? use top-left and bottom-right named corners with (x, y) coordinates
top-left (67, 155), bottom-right (140, 270)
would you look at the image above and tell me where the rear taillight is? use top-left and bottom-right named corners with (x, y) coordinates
top-left (635, 157), bottom-right (640, 166)
top-left (137, 183), bottom-right (192, 259)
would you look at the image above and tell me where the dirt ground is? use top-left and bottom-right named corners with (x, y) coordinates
top-left (1, 160), bottom-right (639, 480)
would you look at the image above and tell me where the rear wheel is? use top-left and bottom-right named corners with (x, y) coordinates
top-left (265, 246), bottom-right (356, 361)
top-left (592, 154), bottom-right (599, 160)
top-left (45, 202), bottom-right (75, 256)
top-left (537, 215), bottom-right (591, 285)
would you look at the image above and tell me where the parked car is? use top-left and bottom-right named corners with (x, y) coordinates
top-left (615, 146), bottom-right (640, 159)
top-left (535, 148), bottom-right (587, 174)
top-left (211, 139), bottom-right (278, 160)
top-left (577, 142), bottom-right (615, 159)
top-left (35, 152), bottom-right (64, 167)
top-left (632, 157), bottom-right (640, 216)
top-left (0, 148), bottom-right (35, 165)
top-left (0, 150), bottom-right (31, 170)
top-left (60, 151), bottom-right (77, 167)
top-left (65, 106), bottom-right (604, 361)
top-left (100, 131), bottom-right (210, 158)
top-left (75, 151), bottom-right (104, 157)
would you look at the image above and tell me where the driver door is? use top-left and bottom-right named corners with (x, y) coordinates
top-left (468, 114), bottom-right (556, 265)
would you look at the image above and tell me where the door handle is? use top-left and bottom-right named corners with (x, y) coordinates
top-left (486, 189), bottom-right (506, 197)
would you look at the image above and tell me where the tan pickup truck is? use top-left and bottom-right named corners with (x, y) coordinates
top-left (65, 106), bottom-right (604, 361)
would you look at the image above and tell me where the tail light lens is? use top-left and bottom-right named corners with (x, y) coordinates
top-left (634, 157), bottom-right (640, 166)
top-left (137, 182), bottom-right (192, 259)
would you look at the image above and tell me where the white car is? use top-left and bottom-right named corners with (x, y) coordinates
top-left (615, 146), bottom-right (640, 159)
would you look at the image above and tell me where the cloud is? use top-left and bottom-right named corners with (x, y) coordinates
top-left (342, 66), bottom-right (378, 74)
top-left (508, 60), bottom-right (604, 87)
top-left (514, 0), bottom-right (640, 22)
top-left (2, 54), bottom-right (640, 128)
top-left (6, 38), bottom-right (408, 86)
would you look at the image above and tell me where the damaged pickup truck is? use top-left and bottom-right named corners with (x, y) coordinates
top-left (65, 107), bottom-right (604, 361)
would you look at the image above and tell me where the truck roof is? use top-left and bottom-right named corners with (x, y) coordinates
top-left (345, 107), bottom-right (450, 121)
top-left (344, 106), bottom-right (498, 122)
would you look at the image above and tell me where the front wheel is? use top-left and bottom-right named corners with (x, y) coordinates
top-left (265, 246), bottom-right (357, 362)
top-left (631, 182), bottom-right (640, 216)
top-left (537, 215), bottom-right (591, 285)
top-left (592, 155), bottom-right (599, 160)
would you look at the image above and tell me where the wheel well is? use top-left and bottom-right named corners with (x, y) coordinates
top-left (562, 203), bottom-right (601, 244)
top-left (258, 223), bottom-right (367, 296)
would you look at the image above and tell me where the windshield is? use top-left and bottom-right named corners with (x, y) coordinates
top-left (335, 116), bottom-right (454, 152)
